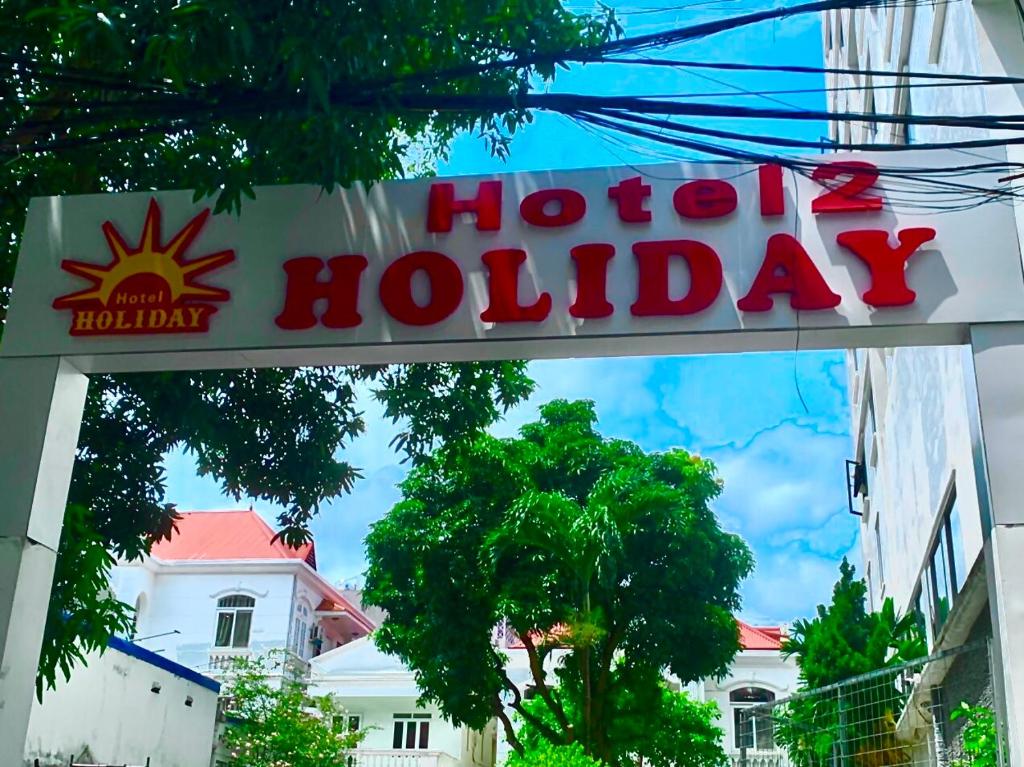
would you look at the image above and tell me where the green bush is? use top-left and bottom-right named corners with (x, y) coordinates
top-left (507, 741), bottom-right (606, 767)
top-left (951, 703), bottom-right (1003, 767)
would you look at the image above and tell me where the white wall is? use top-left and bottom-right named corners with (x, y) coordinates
top-left (827, 2), bottom-right (993, 625)
top-left (25, 641), bottom-right (219, 767)
top-left (703, 649), bottom-right (800, 754)
top-left (112, 562), bottom-right (297, 670)
top-left (854, 347), bottom-right (986, 618)
top-left (336, 697), bottom-right (462, 754)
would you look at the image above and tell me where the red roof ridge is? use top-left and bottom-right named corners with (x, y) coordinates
top-left (150, 509), bottom-right (373, 631)
top-left (737, 620), bottom-right (784, 650)
top-left (151, 509), bottom-right (314, 564)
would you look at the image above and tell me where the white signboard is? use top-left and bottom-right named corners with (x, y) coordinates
top-left (4, 151), bottom-right (1023, 372)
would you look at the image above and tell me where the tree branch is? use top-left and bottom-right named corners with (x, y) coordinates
top-left (521, 632), bottom-right (572, 736)
top-left (494, 661), bottom-right (566, 746)
top-left (493, 698), bottom-right (525, 756)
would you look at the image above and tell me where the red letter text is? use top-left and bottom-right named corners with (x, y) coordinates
top-left (426, 181), bottom-right (502, 232)
top-left (480, 249), bottom-right (552, 323)
top-left (569, 243), bottom-right (615, 319)
top-left (608, 176), bottom-right (652, 223)
top-left (275, 256), bottom-right (367, 330)
top-left (836, 227), bottom-right (936, 307)
top-left (673, 179), bottom-right (737, 219)
top-left (520, 189), bottom-right (587, 228)
top-left (630, 239), bottom-right (723, 317)
top-left (379, 251), bottom-right (464, 326)
top-left (758, 164), bottom-right (785, 217)
top-left (737, 234), bottom-right (841, 312)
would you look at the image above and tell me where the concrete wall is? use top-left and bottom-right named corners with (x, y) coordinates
top-left (111, 563), bottom-right (297, 670)
top-left (24, 638), bottom-right (219, 767)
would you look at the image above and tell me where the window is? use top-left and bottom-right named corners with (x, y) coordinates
top-left (730, 687), bottom-right (775, 750)
top-left (334, 714), bottom-right (362, 733)
top-left (917, 581), bottom-right (933, 643)
top-left (924, 483), bottom-right (968, 640)
top-left (292, 601), bottom-right (311, 657)
top-left (947, 488), bottom-right (967, 593)
top-left (393, 713), bottom-right (431, 750)
top-left (866, 564), bottom-right (875, 613)
top-left (215, 595), bottom-right (254, 648)
top-left (874, 515), bottom-right (885, 586)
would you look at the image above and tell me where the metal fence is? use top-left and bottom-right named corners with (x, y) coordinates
top-left (737, 641), bottom-right (1005, 767)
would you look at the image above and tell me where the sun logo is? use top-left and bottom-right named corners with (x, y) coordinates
top-left (53, 198), bottom-right (235, 336)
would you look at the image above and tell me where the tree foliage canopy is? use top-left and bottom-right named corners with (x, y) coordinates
top-left (774, 559), bottom-right (926, 767)
top-left (220, 652), bottom-right (364, 767)
top-left (364, 399), bottom-right (753, 765)
top-left (0, 0), bottom-right (618, 695)
top-left (519, 670), bottom-right (728, 767)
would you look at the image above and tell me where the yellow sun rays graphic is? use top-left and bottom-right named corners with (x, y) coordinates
top-left (53, 199), bottom-right (235, 310)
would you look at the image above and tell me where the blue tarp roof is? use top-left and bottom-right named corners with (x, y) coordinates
top-left (107, 635), bottom-right (220, 693)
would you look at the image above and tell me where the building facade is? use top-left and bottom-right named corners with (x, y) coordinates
top-left (110, 510), bottom-right (375, 678)
top-left (25, 636), bottom-right (220, 767)
top-left (310, 637), bottom-right (498, 767)
top-left (825, 1), bottom-right (1024, 760)
top-left (126, 510), bottom-right (798, 767)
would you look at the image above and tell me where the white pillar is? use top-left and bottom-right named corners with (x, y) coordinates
top-left (968, 323), bottom-right (1024, 764)
top-left (0, 356), bottom-right (87, 765)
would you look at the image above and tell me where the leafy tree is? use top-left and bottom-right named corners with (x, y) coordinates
top-left (1, 0), bottom-right (617, 695)
top-left (774, 559), bottom-right (926, 767)
top-left (950, 703), bottom-right (1004, 767)
top-left (519, 670), bottom-right (727, 767)
top-left (219, 651), bottom-right (364, 767)
top-left (506, 740), bottom-right (607, 767)
top-left (364, 399), bottom-right (753, 766)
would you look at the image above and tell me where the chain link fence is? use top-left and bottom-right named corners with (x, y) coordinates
top-left (737, 641), bottom-right (1005, 767)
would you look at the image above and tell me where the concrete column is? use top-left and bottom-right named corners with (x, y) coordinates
top-left (968, 323), bottom-right (1024, 764)
top-left (0, 356), bottom-right (88, 765)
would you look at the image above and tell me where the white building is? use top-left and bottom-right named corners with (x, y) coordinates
top-left (110, 509), bottom-right (375, 677)
top-left (309, 637), bottom-right (498, 767)
top-left (25, 635), bottom-right (220, 767)
top-left (121, 509), bottom-right (797, 767)
top-left (312, 620), bottom-right (797, 767)
top-left (824, 1), bottom-right (1024, 759)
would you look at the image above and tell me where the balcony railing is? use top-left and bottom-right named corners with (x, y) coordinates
top-left (344, 750), bottom-right (461, 767)
top-left (729, 750), bottom-right (791, 767)
top-left (206, 648), bottom-right (310, 680)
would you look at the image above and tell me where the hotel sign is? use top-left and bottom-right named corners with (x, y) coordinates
top-left (6, 150), bottom-right (1023, 369)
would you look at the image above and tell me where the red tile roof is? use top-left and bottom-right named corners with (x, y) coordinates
top-left (738, 621), bottom-right (784, 650)
top-left (506, 620), bottom-right (784, 651)
top-left (151, 510), bottom-right (316, 566)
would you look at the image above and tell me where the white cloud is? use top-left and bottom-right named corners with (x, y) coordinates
top-left (708, 419), bottom-right (851, 538)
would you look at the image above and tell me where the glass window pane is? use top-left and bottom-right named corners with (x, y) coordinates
top-left (419, 722), bottom-right (430, 749)
top-left (218, 595), bottom-right (255, 608)
top-left (393, 722), bottom-right (404, 749)
top-left (349, 716), bottom-right (361, 732)
top-left (755, 711), bottom-right (774, 749)
top-left (931, 542), bottom-right (951, 633)
top-left (232, 610), bottom-right (252, 648)
top-left (734, 708), bottom-right (753, 749)
top-left (405, 722), bottom-right (416, 749)
top-left (215, 612), bottom-right (233, 647)
top-left (730, 687), bottom-right (775, 703)
top-left (874, 517), bottom-right (885, 583)
top-left (948, 492), bottom-right (967, 593)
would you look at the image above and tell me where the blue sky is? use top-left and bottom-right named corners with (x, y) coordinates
top-left (164, 1), bottom-right (860, 627)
